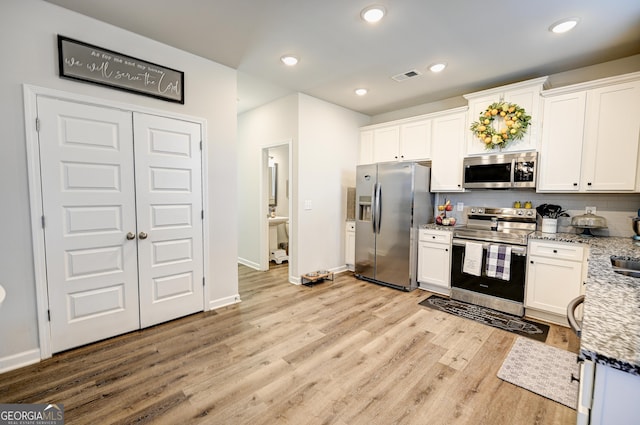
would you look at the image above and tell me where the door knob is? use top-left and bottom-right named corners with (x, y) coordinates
top-left (138, 232), bottom-right (148, 240)
top-left (126, 232), bottom-right (136, 240)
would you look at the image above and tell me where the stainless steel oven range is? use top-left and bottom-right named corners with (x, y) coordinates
top-left (451, 207), bottom-right (536, 316)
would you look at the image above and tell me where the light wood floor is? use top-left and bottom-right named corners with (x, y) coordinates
top-left (0, 264), bottom-right (580, 424)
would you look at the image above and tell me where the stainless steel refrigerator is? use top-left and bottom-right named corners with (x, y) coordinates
top-left (355, 162), bottom-right (433, 291)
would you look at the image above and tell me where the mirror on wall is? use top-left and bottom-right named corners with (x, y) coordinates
top-left (269, 163), bottom-right (277, 207)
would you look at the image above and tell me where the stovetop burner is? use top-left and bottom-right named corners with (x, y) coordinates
top-left (453, 206), bottom-right (537, 246)
top-left (453, 227), bottom-right (533, 245)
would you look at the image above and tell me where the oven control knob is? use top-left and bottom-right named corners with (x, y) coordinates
top-left (526, 210), bottom-right (534, 216)
top-left (477, 208), bottom-right (484, 214)
top-left (517, 210), bottom-right (524, 215)
top-left (470, 208), bottom-right (476, 213)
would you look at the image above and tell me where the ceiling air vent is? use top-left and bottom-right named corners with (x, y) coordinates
top-left (391, 69), bottom-right (422, 82)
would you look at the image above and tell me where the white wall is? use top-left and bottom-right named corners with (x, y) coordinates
top-left (296, 94), bottom-right (369, 275)
top-left (0, 0), bottom-right (238, 371)
top-left (237, 94), bottom-right (298, 270)
top-left (237, 94), bottom-right (369, 278)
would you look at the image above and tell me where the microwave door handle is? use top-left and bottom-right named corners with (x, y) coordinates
top-left (510, 159), bottom-right (515, 187)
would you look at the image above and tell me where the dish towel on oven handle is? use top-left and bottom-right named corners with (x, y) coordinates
top-left (486, 244), bottom-right (511, 280)
top-left (462, 241), bottom-right (483, 276)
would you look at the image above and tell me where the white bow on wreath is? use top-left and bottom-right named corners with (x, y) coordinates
top-left (470, 102), bottom-right (531, 150)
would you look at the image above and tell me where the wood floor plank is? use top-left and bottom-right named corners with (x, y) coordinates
top-left (0, 264), bottom-right (578, 424)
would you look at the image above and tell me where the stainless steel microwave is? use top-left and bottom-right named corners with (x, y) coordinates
top-left (462, 152), bottom-right (537, 189)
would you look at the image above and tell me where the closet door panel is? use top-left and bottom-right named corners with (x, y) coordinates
top-left (37, 97), bottom-right (140, 353)
top-left (133, 113), bottom-right (204, 327)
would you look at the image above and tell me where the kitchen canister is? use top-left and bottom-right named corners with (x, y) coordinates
top-left (541, 218), bottom-right (558, 234)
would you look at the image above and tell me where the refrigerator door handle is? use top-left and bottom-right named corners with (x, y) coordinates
top-left (371, 183), bottom-right (378, 234)
top-left (375, 183), bottom-right (382, 234)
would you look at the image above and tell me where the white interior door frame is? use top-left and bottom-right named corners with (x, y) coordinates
top-left (260, 140), bottom-right (293, 279)
top-left (23, 84), bottom-right (211, 360)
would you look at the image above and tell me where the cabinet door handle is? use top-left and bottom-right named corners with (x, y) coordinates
top-left (587, 182), bottom-right (592, 186)
top-left (126, 232), bottom-right (136, 240)
top-left (530, 260), bottom-right (534, 264)
top-left (573, 183), bottom-right (578, 186)
top-left (138, 231), bottom-right (148, 240)
top-left (445, 248), bottom-right (448, 252)
top-left (553, 249), bottom-right (558, 253)
top-left (571, 373), bottom-right (580, 383)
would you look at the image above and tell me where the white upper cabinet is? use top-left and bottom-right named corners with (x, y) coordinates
top-left (372, 126), bottom-right (401, 163)
top-left (582, 80), bottom-right (640, 191)
top-left (538, 91), bottom-right (587, 191)
top-left (359, 117), bottom-right (431, 164)
top-left (358, 130), bottom-right (374, 165)
top-left (538, 73), bottom-right (640, 192)
top-left (430, 108), bottom-right (467, 192)
top-left (464, 77), bottom-right (548, 156)
top-left (400, 119), bottom-right (431, 160)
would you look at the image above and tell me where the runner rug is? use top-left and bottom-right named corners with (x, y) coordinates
top-left (418, 295), bottom-right (549, 342)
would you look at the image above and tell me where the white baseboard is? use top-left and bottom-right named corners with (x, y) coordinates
top-left (208, 294), bottom-right (241, 310)
top-left (417, 282), bottom-right (451, 296)
top-left (525, 308), bottom-right (569, 327)
top-left (0, 348), bottom-right (41, 374)
top-left (333, 265), bottom-right (349, 274)
top-left (238, 257), bottom-right (260, 270)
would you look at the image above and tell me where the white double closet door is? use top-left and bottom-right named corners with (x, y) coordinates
top-left (37, 97), bottom-right (204, 353)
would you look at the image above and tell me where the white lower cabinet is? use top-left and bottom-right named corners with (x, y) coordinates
top-left (345, 221), bottom-right (355, 270)
top-left (578, 359), bottom-right (640, 425)
top-left (417, 229), bottom-right (452, 295)
top-left (525, 240), bottom-right (588, 325)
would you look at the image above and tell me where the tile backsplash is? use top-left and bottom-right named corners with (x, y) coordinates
top-left (435, 191), bottom-right (640, 238)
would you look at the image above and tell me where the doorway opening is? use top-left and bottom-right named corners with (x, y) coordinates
top-left (261, 142), bottom-right (291, 274)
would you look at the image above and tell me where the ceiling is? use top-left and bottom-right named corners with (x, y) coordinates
top-left (44, 0), bottom-right (640, 116)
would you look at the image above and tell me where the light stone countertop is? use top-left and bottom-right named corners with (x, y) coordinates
top-left (424, 227), bottom-right (640, 375)
top-left (421, 223), bottom-right (456, 232)
top-left (527, 232), bottom-right (640, 375)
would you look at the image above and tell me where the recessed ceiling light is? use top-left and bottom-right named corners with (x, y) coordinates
top-left (355, 88), bottom-right (368, 96)
top-left (549, 18), bottom-right (580, 34)
top-left (361, 5), bottom-right (386, 23)
top-left (429, 63), bottom-right (447, 73)
top-left (280, 55), bottom-right (299, 66)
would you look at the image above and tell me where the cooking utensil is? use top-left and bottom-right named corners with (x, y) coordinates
top-left (536, 204), bottom-right (567, 219)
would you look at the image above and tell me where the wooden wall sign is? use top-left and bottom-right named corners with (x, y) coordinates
top-left (57, 35), bottom-right (184, 104)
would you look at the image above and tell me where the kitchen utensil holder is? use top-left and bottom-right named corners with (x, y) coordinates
top-left (541, 218), bottom-right (558, 234)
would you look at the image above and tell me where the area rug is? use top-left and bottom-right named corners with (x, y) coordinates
top-left (498, 337), bottom-right (579, 409)
top-left (419, 295), bottom-right (549, 342)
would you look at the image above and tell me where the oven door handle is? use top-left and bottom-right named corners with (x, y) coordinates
top-left (452, 239), bottom-right (527, 256)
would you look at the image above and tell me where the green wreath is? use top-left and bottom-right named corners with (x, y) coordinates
top-left (470, 102), bottom-right (531, 150)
